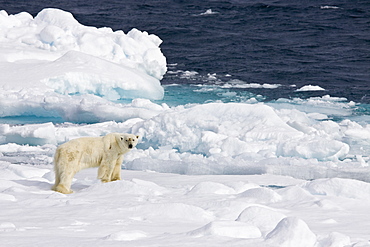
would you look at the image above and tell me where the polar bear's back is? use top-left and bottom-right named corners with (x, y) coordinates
top-left (59, 136), bottom-right (105, 151)
top-left (55, 136), bottom-right (106, 169)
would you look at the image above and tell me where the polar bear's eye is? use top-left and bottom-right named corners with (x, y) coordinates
top-left (120, 137), bottom-right (123, 140)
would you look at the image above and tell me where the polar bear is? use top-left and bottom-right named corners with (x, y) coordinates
top-left (52, 133), bottom-right (139, 194)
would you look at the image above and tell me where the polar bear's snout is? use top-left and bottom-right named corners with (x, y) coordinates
top-left (125, 136), bottom-right (139, 149)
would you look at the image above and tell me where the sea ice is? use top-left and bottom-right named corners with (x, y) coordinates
top-left (1, 7), bottom-right (370, 247)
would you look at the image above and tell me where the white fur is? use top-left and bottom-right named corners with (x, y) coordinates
top-left (52, 133), bottom-right (139, 194)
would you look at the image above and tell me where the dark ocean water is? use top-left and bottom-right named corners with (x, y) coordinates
top-left (2, 0), bottom-right (370, 104)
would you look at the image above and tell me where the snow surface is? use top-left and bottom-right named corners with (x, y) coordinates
top-left (1, 166), bottom-right (370, 246)
top-left (1, 8), bottom-right (370, 247)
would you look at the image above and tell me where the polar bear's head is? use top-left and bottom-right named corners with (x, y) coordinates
top-left (119, 134), bottom-right (139, 150)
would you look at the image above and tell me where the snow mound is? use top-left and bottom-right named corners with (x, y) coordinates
top-left (303, 178), bottom-right (370, 200)
top-left (104, 230), bottom-right (147, 241)
top-left (187, 181), bottom-right (236, 195)
top-left (278, 186), bottom-right (318, 202)
top-left (238, 187), bottom-right (282, 203)
top-left (188, 220), bottom-right (261, 239)
top-left (236, 206), bottom-right (286, 235)
top-left (0, 193), bottom-right (16, 202)
top-left (320, 232), bottom-right (351, 247)
top-left (265, 217), bottom-right (317, 247)
top-left (7, 164), bottom-right (50, 179)
top-left (83, 179), bottom-right (168, 196)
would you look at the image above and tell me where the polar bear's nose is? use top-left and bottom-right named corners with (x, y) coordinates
top-left (128, 144), bottom-right (133, 149)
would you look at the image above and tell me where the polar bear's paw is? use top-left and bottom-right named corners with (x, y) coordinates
top-left (53, 184), bottom-right (73, 194)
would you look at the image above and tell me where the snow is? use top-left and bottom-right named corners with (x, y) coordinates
top-left (1, 7), bottom-right (370, 247)
top-left (1, 166), bottom-right (370, 246)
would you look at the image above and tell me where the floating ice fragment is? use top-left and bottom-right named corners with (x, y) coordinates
top-left (320, 6), bottom-right (339, 9)
top-left (199, 9), bottom-right (219, 16)
top-left (296, 85), bottom-right (325, 92)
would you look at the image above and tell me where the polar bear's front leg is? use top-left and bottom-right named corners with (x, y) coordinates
top-left (98, 157), bottom-right (116, 183)
top-left (111, 155), bottom-right (124, 181)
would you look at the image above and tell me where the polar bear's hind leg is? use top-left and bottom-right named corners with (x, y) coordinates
top-left (52, 148), bottom-right (79, 194)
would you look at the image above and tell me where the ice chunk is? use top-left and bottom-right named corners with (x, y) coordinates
top-left (277, 137), bottom-right (349, 161)
top-left (1, 122), bottom-right (56, 145)
top-left (41, 51), bottom-right (164, 101)
top-left (0, 8), bottom-right (166, 104)
top-left (34, 8), bottom-right (80, 28)
top-left (296, 85), bottom-right (325, 92)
